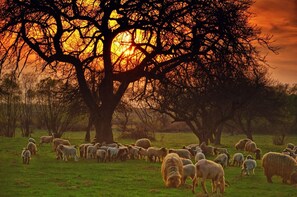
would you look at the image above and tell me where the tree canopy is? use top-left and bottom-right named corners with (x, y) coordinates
top-left (0, 0), bottom-right (274, 142)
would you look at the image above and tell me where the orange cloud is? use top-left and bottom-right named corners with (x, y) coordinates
top-left (251, 0), bottom-right (297, 84)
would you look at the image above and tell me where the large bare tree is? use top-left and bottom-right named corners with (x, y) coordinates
top-left (0, 0), bottom-right (274, 142)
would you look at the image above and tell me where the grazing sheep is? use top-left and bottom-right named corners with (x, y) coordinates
top-left (128, 145), bottom-right (140, 159)
top-left (200, 142), bottom-right (215, 156)
top-left (138, 147), bottom-right (148, 160)
top-left (96, 149), bottom-right (107, 162)
top-left (107, 147), bottom-right (119, 161)
top-left (262, 152), bottom-right (297, 184)
top-left (21, 148), bottom-right (31, 164)
top-left (214, 153), bottom-right (229, 168)
top-left (83, 143), bottom-right (94, 158)
top-left (86, 143), bottom-right (101, 159)
top-left (161, 153), bottom-right (183, 188)
top-left (28, 137), bottom-right (36, 144)
top-left (182, 164), bottom-right (196, 184)
top-left (181, 158), bottom-right (193, 166)
top-left (79, 143), bottom-right (92, 158)
top-left (214, 147), bottom-right (229, 156)
top-left (244, 141), bottom-right (261, 160)
top-left (52, 138), bottom-right (71, 151)
top-left (135, 138), bottom-right (151, 149)
top-left (27, 142), bottom-right (37, 155)
top-left (147, 147), bottom-right (167, 162)
top-left (168, 149), bottom-right (192, 160)
top-left (235, 138), bottom-right (251, 150)
top-left (39, 135), bottom-right (53, 145)
top-left (232, 153), bottom-right (244, 167)
top-left (241, 158), bottom-right (257, 176)
top-left (194, 152), bottom-right (206, 163)
top-left (282, 148), bottom-right (297, 159)
top-left (193, 159), bottom-right (225, 194)
top-left (183, 144), bottom-right (200, 156)
top-left (117, 146), bottom-right (129, 161)
top-left (57, 144), bottom-right (78, 161)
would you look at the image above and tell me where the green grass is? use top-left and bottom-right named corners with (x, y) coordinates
top-left (0, 131), bottom-right (297, 197)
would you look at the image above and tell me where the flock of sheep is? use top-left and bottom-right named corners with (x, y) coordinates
top-left (20, 135), bottom-right (297, 195)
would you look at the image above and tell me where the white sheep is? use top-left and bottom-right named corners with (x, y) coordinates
top-left (182, 164), bottom-right (196, 184)
top-left (193, 159), bottom-right (225, 194)
top-left (52, 138), bottom-right (71, 151)
top-left (232, 153), bottom-right (244, 167)
top-left (107, 147), bottom-right (119, 161)
top-left (214, 153), bottom-right (229, 168)
top-left (161, 153), bottom-right (183, 188)
top-left (194, 152), bottom-right (206, 163)
top-left (21, 148), bottom-right (31, 164)
top-left (86, 143), bottom-right (101, 159)
top-left (28, 137), bottom-right (36, 144)
top-left (147, 147), bottom-right (167, 162)
top-left (27, 141), bottom-right (37, 155)
top-left (241, 158), bottom-right (257, 176)
top-left (128, 145), bottom-right (140, 159)
top-left (57, 144), bottom-right (78, 161)
top-left (96, 149), bottom-right (107, 162)
top-left (168, 149), bottom-right (192, 160)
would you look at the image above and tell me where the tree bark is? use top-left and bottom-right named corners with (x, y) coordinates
top-left (84, 114), bottom-right (93, 142)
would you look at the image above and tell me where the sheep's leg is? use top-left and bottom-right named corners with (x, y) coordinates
top-left (201, 178), bottom-right (208, 194)
top-left (211, 179), bottom-right (216, 193)
top-left (192, 177), bottom-right (196, 194)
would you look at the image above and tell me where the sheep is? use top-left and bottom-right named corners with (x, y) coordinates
top-left (182, 164), bottom-right (196, 184)
top-left (39, 135), bottom-right (53, 145)
top-left (181, 158), bottom-right (193, 166)
top-left (161, 153), bottom-right (183, 188)
top-left (117, 146), bottom-right (129, 161)
top-left (194, 152), bottom-right (206, 163)
top-left (200, 142), bottom-right (215, 156)
top-left (232, 153), bottom-right (244, 167)
top-left (183, 144), bottom-right (200, 156)
top-left (28, 137), bottom-right (36, 144)
top-left (96, 149), bottom-right (107, 162)
top-left (138, 147), bottom-right (148, 160)
top-left (107, 147), bottom-right (119, 161)
top-left (86, 143), bottom-right (101, 159)
top-left (27, 142), bottom-right (37, 155)
top-left (147, 147), bottom-right (167, 162)
top-left (79, 143), bottom-right (92, 158)
top-left (244, 141), bottom-right (261, 160)
top-left (56, 144), bottom-right (78, 161)
top-left (21, 148), bottom-right (31, 164)
top-left (262, 152), bottom-right (297, 184)
top-left (214, 153), bottom-right (229, 168)
top-left (282, 148), bottom-right (297, 159)
top-left (168, 149), bottom-right (192, 160)
top-left (83, 143), bottom-right (94, 158)
top-left (127, 145), bottom-right (140, 159)
top-left (241, 158), bottom-right (257, 176)
top-left (52, 138), bottom-right (71, 151)
top-left (287, 143), bottom-right (295, 150)
top-left (235, 138), bottom-right (251, 150)
top-left (214, 147), bottom-right (229, 155)
top-left (135, 138), bottom-right (151, 149)
top-left (192, 159), bottom-right (225, 194)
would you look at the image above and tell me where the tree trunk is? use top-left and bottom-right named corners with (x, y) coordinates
top-left (84, 114), bottom-right (93, 142)
top-left (93, 114), bottom-right (114, 143)
top-left (214, 125), bottom-right (223, 145)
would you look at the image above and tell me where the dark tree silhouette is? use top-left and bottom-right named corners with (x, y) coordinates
top-left (0, 0), bottom-right (275, 142)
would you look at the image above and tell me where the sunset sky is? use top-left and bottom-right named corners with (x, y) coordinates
top-left (252, 0), bottom-right (297, 84)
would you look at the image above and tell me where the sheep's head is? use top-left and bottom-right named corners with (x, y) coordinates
top-left (166, 175), bottom-right (181, 188)
top-left (255, 149), bottom-right (261, 160)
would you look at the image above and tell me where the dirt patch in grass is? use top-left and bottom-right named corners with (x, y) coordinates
top-left (14, 178), bottom-right (31, 188)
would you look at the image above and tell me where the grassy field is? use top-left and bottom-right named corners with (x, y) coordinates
top-left (0, 131), bottom-right (296, 197)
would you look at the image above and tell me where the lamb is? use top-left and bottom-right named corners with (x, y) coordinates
top-left (232, 153), bottom-right (244, 167)
top-left (181, 158), bottom-right (193, 166)
top-left (79, 143), bottom-right (92, 158)
top-left (147, 147), bottom-right (167, 162)
top-left (244, 141), bottom-right (261, 160)
top-left (200, 142), bottom-right (215, 156)
top-left (117, 146), bottom-right (129, 161)
top-left (183, 144), bottom-right (200, 156)
top-left (96, 149), bottom-right (107, 162)
top-left (39, 135), bottom-right (53, 145)
top-left (52, 138), bottom-right (71, 151)
top-left (127, 145), bottom-right (140, 159)
top-left (161, 153), bottom-right (183, 188)
top-left (138, 147), bottom-right (148, 160)
top-left (214, 147), bottom-right (229, 156)
top-left (21, 148), bottom-right (31, 164)
top-left (86, 143), bottom-right (101, 159)
top-left (193, 159), bottom-right (225, 194)
top-left (235, 138), bottom-right (251, 150)
top-left (27, 141), bottom-right (37, 155)
top-left (107, 147), bottom-right (119, 161)
top-left (182, 164), bottom-right (196, 184)
top-left (135, 138), bottom-right (151, 149)
top-left (262, 152), bottom-right (297, 184)
top-left (214, 153), bottom-right (229, 168)
top-left (241, 158), bottom-right (257, 176)
top-left (194, 152), bottom-right (206, 163)
top-left (168, 149), bottom-right (192, 160)
top-left (56, 144), bottom-right (78, 161)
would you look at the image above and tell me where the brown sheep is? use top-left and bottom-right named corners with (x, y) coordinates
top-left (39, 135), bottom-right (53, 145)
top-left (161, 153), bottom-right (183, 188)
top-left (168, 149), bottom-right (192, 160)
top-left (262, 152), bottom-right (297, 184)
top-left (27, 142), bottom-right (37, 155)
top-left (135, 138), bottom-right (151, 149)
top-left (147, 147), bottom-right (167, 162)
top-left (244, 141), bottom-right (261, 160)
top-left (235, 138), bottom-right (251, 150)
top-left (200, 142), bottom-right (215, 156)
top-left (52, 138), bottom-right (71, 151)
top-left (192, 159), bottom-right (225, 194)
